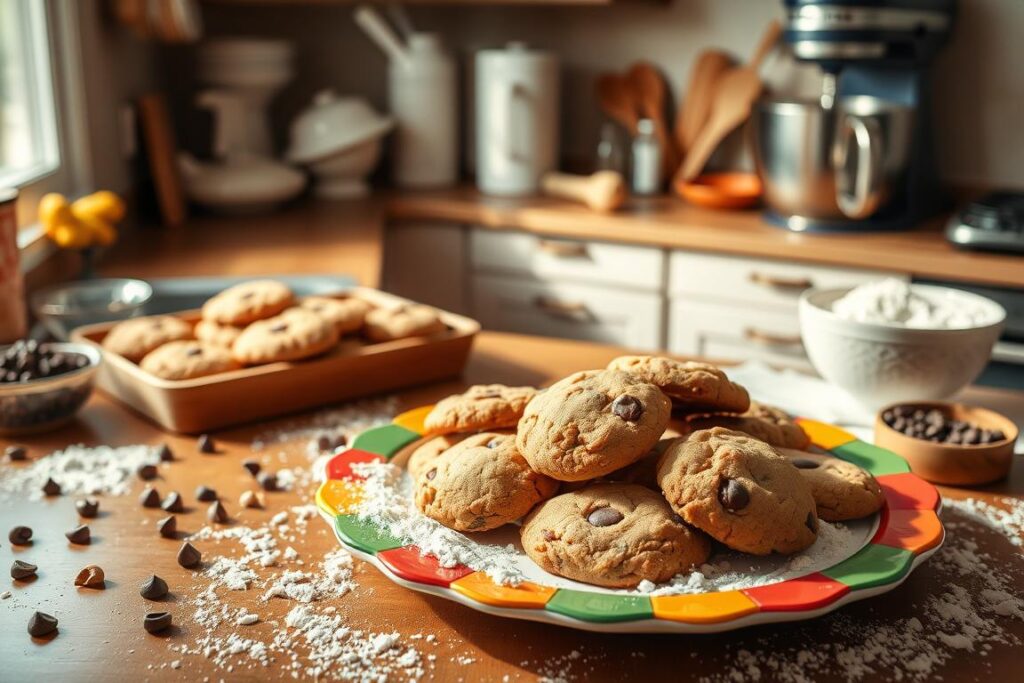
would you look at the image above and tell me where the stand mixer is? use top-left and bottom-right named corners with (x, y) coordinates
top-left (754, 0), bottom-right (955, 232)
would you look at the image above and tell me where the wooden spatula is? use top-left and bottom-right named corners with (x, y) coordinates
top-left (679, 20), bottom-right (782, 181)
top-left (675, 50), bottom-right (734, 160)
top-left (627, 61), bottom-right (679, 180)
top-left (595, 72), bottom-right (640, 135)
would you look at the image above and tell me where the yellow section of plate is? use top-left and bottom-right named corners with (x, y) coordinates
top-left (796, 418), bottom-right (858, 450)
top-left (651, 591), bottom-right (759, 624)
top-left (316, 479), bottom-right (365, 517)
top-left (451, 572), bottom-right (557, 609)
top-left (393, 405), bottom-right (435, 435)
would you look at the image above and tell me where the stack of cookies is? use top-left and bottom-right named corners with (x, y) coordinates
top-left (101, 280), bottom-right (447, 381)
top-left (412, 356), bottom-right (885, 589)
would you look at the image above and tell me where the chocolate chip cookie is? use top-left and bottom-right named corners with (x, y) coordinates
top-left (232, 308), bottom-right (339, 365)
top-left (202, 280), bottom-right (295, 326)
top-left (406, 434), bottom-right (467, 482)
top-left (139, 340), bottom-right (240, 380)
top-left (363, 304), bottom-right (446, 343)
top-left (516, 370), bottom-right (671, 482)
top-left (415, 432), bottom-right (558, 532)
top-left (300, 296), bottom-right (371, 336)
top-left (424, 384), bottom-right (537, 435)
top-left (689, 402), bottom-right (811, 450)
top-left (607, 356), bottom-right (750, 414)
top-left (194, 319), bottom-right (244, 349)
top-left (520, 483), bottom-right (711, 588)
top-left (102, 315), bottom-right (193, 363)
top-left (657, 427), bottom-right (818, 555)
top-left (779, 449), bottom-right (885, 522)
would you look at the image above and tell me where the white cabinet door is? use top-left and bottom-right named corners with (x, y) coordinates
top-left (472, 273), bottom-right (664, 350)
top-left (383, 222), bottom-right (468, 315)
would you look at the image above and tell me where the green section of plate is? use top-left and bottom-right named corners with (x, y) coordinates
top-left (822, 543), bottom-right (913, 590)
top-left (335, 515), bottom-right (403, 554)
top-left (832, 440), bottom-right (911, 476)
top-left (546, 589), bottom-right (654, 623)
top-left (352, 424), bottom-right (419, 459)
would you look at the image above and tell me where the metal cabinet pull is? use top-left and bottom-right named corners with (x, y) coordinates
top-left (744, 327), bottom-right (804, 347)
top-left (537, 239), bottom-right (589, 258)
top-left (533, 295), bottom-right (589, 320)
top-left (748, 271), bottom-right (813, 291)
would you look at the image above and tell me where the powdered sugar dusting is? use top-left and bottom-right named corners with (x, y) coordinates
top-left (0, 443), bottom-right (160, 499)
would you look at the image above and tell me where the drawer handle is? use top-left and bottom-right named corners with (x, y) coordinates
top-left (533, 295), bottom-right (590, 320)
top-left (744, 327), bottom-right (804, 347)
top-left (537, 239), bottom-right (589, 258)
top-left (748, 272), bottom-right (813, 291)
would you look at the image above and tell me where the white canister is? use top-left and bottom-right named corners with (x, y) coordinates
top-left (388, 33), bottom-right (458, 188)
top-left (474, 43), bottom-right (559, 197)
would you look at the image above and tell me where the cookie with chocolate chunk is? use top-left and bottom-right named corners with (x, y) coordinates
top-left (689, 402), bottom-right (810, 450)
top-left (232, 308), bottom-right (338, 365)
top-left (300, 296), bottom-right (371, 336)
top-left (102, 315), bottom-right (193, 363)
top-left (779, 449), bottom-right (885, 522)
top-left (202, 280), bottom-right (294, 326)
top-left (607, 356), bottom-right (750, 414)
top-left (424, 384), bottom-right (537, 435)
top-left (140, 340), bottom-right (240, 380)
top-left (363, 304), bottom-right (445, 343)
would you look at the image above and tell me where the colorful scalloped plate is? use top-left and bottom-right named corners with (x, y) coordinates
top-left (315, 408), bottom-right (944, 633)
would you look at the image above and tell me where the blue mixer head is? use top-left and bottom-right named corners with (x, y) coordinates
top-left (782, 0), bottom-right (955, 70)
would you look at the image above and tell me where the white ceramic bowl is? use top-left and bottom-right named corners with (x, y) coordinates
top-left (799, 285), bottom-right (1006, 411)
top-left (286, 90), bottom-right (393, 165)
top-left (306, 138), bottom-right (384, 199)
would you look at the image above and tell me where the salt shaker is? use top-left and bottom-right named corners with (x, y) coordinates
top-left (631, 119), bottom-right (662, 195)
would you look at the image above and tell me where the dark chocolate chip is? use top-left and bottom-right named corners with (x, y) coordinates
top-left (185, 347), bottom-right (202, 357)
top-left (137, 464), bottom-right (158, 481)
top-left (791, 458), bottom-right (819, 469)
top-left (157, 515), bottom-right (177, 539)
top-left (27, 611), bottom-right (58, 637)
top-left (315, 435), bottom-right (333, 452)
top-left (140, 486), bottom-right (161, 508)
top-left (425, 468), bottom-right (437, 481)
top-left (586, 507), bottom-right (625, 527)
top-left (242, 459), bottom-right (261, 477)
top-left (195, 485), bottom-right (217, 502)
top-left (9, 525), bottom-right (32, 545)
top-left (42, 477), bottom-right (61, 496)
top-left (718, 479), bottom-right (750, 512)
top-left (161, 492), bottom-right (184, 513)
top-left (74, 565), bottom-right (105, 588)
top-left (257, 472), bottom-right (278, 492)
top-left (65, 524), bottom-right (91, 545)
top-left (11, 559), bottom-right (38, 580)
top-left (197, 434), bottom-right (217, 454)
top-left (157, 443), bottom-right (174, 461)
top-left (140, 574), bottom-right (169, 600)
top-left (177, 542), bottom-right (201, 568)
top-left (144, 611), bottom-right (172, 634)
top-left (5, 445), bottom-right (27, 461)
top-left (269, 323), bottom-right (288, 333)
top-left (76, 498), bottom-right (99, 518)
top-left (610, 395), bottom-right (643, 422)
top-left (467, 516), bottom-right (487, 530)
top-left (806, 512), bottom-right (817, 533)
top-left (207, 500), bottom-right (229, 524)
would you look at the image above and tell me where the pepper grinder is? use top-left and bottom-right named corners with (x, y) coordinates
top-left (631, 119), bottom-right (662, 195)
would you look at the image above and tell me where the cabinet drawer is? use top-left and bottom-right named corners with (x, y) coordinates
top-left (668, 299), bottom-right (811, 371)
top-left (470, 230), bottom-right (665, 291)
top-left (669, 251), bottom-right (905, 310)
top-left (472, 274), bottom-right (664, 350)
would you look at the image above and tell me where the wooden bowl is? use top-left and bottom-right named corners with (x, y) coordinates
top-left (874, 401), bottom-right (1018, 486)
top-left (674, 172), bottom-right (762, 210)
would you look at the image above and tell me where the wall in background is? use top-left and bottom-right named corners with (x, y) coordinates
top-left (183, 0), bottom-right (1024, 189)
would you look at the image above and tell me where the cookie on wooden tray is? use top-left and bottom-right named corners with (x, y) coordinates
top-left (689, 401), bottom-right (811, 450)
top-left (657, 427), bottom-right (818, 556)
top-left (194, 319), bottom-right (244, 349)
top-left (520, 483), bottom-right (711, 588)
top-left (300, 296), bottom-right (371, 336)
top-left (201, 280), bottom-right (295, 326)
top-left (516, 369), bottom-right (671, 482)
top-left (607, 355), bottom-right (750, 414)
top-left (363, 304), bottom-right (446, 343)
top-left (139, 340), bottom-right (240, 380)
top-left (424, 384), bottom-right (537, 435)
top-left (406, 434), bottom-right (467, 482)
top-left (778, 449), bottom-right (885, 522)
top-left (232, 308), bottom-right (339, 365)
top-left (102, 315), bottom-right (193, 363)
top-left (415, 432), bottom-right (558, 532)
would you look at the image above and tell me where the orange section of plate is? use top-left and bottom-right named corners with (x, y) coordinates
top-left (451, 572), bottom-right (558, 609)
top-left (871, 509), bottom-right (944, 554)
top-left (650, 591), bottom-right (759, 624)
top-left (796, 418), bottom-right (858, 450)
top-left (316, 479), bottom-right (365, 517)
top-left (393, 405), bottom-right (435, 435)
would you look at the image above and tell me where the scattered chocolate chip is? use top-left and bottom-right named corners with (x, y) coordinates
top-left (65, 524), bottom-right (90, 545)
top-left (76, 498), bottom-right (100, 518)
top-left (242, 459), bottom-right (261, 477)
top-left (586, 507), bottom-right (625, 527)
top-left (143, 611), bottom-right (172, 634)
top-left (257, 472), bottom-right (278, 492)
top-left (27, 611), bottom-right (58, 637)
top-left (177, 542), bottom-right (201, 568)
top-left (197, 434), bottom-right (217, 454)
top-left (791, 458), bottom-right (819, 470)
top-left (157, 443), bottom-right (174, 461)
top-left (11, 560), bottom-right (37, 580)
top-left (137, 463), bottom-right (158, 481)
top-left (239, 490), bottom-right (264, 509)
top-left (718, 479), bottom-right (750, 512)
top-left (195, 485), bottom-right (218, 502)
top-left (42, 477), bottom-right (61, 496)
top-left (161, 492), bottom-right (184, 513)
top-left (8, 525), bottom-right (32, 545)
top-left (315, 433), bottom-right (346, 452)
top-left (5, 445), bottom-right (27, 461)
top-left (610, 395), bottom-right (643, 422)
top-left (806, 512), bottom-right (818, 533)
top-left (140, 574), bottom-right (169, 600)
top-left (74, 564), bottom-right (105, 588)
top-left (207, 500), bottom-right (229, 524)
top-left (157, 515), bottom-right (177, 538)
top-left (425, 468), bottom-right (437, 481)
top-left (140, 486), bottom-right (161, 508)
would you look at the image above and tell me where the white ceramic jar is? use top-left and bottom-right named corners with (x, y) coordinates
top-left (474, 42), bottom-right (559, 196)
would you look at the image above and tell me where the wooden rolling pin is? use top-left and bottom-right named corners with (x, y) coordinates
top-left (541, 171), bottom-right (627, 213)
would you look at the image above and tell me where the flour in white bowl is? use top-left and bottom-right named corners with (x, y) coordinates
top-left (831, 278), bottom-right (993, 329)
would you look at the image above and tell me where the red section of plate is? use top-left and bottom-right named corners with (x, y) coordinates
top-left (877, 473), bottom-right (941, 511)
top-left (871, 509), bottom-right (944, 553)
top-left (325, 449), bottom-right (385, 482)
top-left (742, 572), bottom-right (850, 611)
top-left (377, 546), bottom-right (474, 588)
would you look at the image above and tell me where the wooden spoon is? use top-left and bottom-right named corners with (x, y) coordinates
top-left (675, 50), bottom-right (734, 159)
top-left (595, 72), bottom-right (640, 135)
top-left (627, 61), bottom-right (678, 181)
top-left (679, 20), bottom-right (782, 181)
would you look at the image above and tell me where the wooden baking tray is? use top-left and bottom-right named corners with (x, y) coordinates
top-left (71, 287), bottom-right (479, 434)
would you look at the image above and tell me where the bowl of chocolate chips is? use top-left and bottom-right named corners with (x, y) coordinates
top-left (875, 402), bottom-right (1018, 486)
top-left (0, 339), bottom-right (101, 435)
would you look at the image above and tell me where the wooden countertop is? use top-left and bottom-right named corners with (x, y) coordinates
top-left (1, 332), bottom-right (1022, 681)
top-left (388, 187), bottom-right (1024, 289)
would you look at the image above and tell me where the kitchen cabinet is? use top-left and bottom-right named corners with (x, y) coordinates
top-left (382, 221), bottom-right (469, 315)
